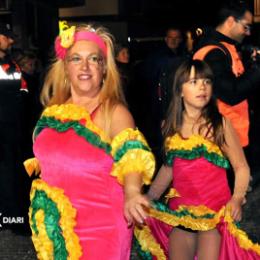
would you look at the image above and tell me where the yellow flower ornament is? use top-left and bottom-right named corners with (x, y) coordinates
top-left (59, 21), bottom-right (76, 48)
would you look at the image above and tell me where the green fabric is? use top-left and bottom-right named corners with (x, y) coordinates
top-left (165, 145), bottom-right (230, 169)
top-left (133, 238), bottom-right (153, 260)
top-left (151, 201), bottom-right (215, 219)
top-left (34, 116), bottom-right (111, 154)
top-left (31, 190), bottom-right (68, 260)
top-left (113, 140), bottom-right (150, 162)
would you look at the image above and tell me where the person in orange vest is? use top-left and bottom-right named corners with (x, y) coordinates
top-left (193, 2), bottom-right (260, 189)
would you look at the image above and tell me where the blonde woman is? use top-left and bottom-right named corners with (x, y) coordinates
top-left (24, 22), bottom-right (155, 260)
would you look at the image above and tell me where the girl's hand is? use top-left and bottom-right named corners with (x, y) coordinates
top-left (225, 196), bottom-right (244, 222)
top-left (124, 192), bottom-right (150, 227)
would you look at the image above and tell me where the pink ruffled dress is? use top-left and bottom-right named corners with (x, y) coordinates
top-left (134, 134), bottom-right (260, 260)
top-left (24, 104), bottom-right (155, 260)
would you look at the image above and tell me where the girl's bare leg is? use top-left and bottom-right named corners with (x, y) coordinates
top-left (197, 229), bottom-right (221, 260)
top-left (169, 228), bottom-right (197, 260)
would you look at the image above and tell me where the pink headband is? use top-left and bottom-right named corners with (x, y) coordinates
top-left (55, 31), bottom-right (107, 60)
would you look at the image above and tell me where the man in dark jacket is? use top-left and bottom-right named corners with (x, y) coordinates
top-left (193, 3), bottom-right (260, 188)
top-left (139, 27), bottom-right (188, 167)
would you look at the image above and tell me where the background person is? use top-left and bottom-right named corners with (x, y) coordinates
top-left (193, 2), bottom-right (260, 189)
top-left (114, 42), bottom-right (132, 99)
top-left (0, 23), bottom-right (31, 235)
top-left (137, 26), bottom-right (188, 168)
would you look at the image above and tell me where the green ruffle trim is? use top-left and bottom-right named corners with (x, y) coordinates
top-left (151, 201), bottom-right (215, 219)
top-left (113, 140), bottom-right (151, 162)
top-left (133, 237), bottom-right (153, 260)
top-left (34, 116), bottom-right (111, 154)
top-left (165, 145), bottom-right (230, 169)
top-left (31, 190), bottom-right (68, 260)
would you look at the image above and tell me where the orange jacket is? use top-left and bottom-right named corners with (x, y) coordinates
top-left (193, 42), bottom-right (249, 147)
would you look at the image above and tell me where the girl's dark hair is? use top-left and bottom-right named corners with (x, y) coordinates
top-left (162, 59), bottom-right (225, 148)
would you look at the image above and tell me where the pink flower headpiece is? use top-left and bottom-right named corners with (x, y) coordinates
top-left (55, 21), bottom-right (107, 60)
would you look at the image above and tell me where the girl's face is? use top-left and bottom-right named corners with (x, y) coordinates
top-left (181, 66), bottom-right (212, 111)
top-left (65, 40), bottom-right (106, 98)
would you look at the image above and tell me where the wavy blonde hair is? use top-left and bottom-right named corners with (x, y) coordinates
top-left (40, 23), bottom-right (125, 134)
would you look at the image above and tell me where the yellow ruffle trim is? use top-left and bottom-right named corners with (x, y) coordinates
top-left (30, 209), bottom-right (54, 260)
top-left (42, 104), bottom-right (110, 143)
top-left (165, 134), bottom-right (224, 157)
top-left (224, 209), bottom-right (260, 254)
top-left (30, 179), bottom-right (82, 260)
top-left (137, 204), bottom-right (260, 257)
top-left (24, 157), bottom-right (41, 177)
top-left (111, 149), bottom-right (155, 185)
top-left (150, 205), bottom-right (222, 231)
top-left (110, 128), bottom-right (155, 185)
top-left (134, 226), bottom-right (166, 260)
top-left (110, 128), bottom-right (149, 157)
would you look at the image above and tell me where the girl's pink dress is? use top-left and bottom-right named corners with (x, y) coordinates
top-left (134, 134), bottom-right (260, 260)
top-left (24, 104), bottom-right (155, 260)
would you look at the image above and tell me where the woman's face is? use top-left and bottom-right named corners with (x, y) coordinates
top-left (65, 40), bottom-right (105, 97)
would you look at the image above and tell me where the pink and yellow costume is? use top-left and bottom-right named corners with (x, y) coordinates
top-left (134, 134), bottom-right (260, 259)
top-left (24, 104), bottom-right (155, 260)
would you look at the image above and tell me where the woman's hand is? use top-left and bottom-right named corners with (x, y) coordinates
top-left (124, 192), bottom-right (150, 227)
top-left (225, 196), bottom-right (244, 222)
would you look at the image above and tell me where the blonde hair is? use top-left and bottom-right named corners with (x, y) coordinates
top-left (40, 23), bottom-right (125, 134)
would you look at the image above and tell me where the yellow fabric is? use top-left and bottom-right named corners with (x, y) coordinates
top-left (42, 104), bottom-right (110, 143)
top-left (111, 149), bottom-right (155, 185)
top-left (134, 226), bottom-right (166, 260)
top-left (149, 205), bottom-right (222, 231)
top-left (59, 21), bottom-right (76, 48)
top-left (30, 179), bottom-right (82, 260)
top-left (31, 210), bottom-right (54, 260)
top-left (165, 188), bottom-right (180, 203)
top-left (110, 128), bottom-right (155, 185)
top-left (24, 157), bottom-right (41, 177)
top-left (165, 133), bottom-right (224, 157)
top-left (224, 209), bottom-right (260, 254)
top-left (136, 204), bottom-right (260, 257)
top-left (110, 128), bottom-right (149, 157)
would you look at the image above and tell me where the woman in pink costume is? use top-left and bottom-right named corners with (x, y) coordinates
top-left (134, 59), bottom-right (260, 259)
top-left (24, 21), bottom-right (155, 259)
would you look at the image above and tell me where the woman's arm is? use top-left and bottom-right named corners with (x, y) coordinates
top-left (147, 165), bottom-right (172, 200)
top-left (222, 118), bottom-right (250, 221)
top-left (110, 104), bottom-right (152, 225)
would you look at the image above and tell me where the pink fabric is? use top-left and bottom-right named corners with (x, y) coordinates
top-left (145, 157), bottom-right (260, 259)
top-left (54, 37), bottom-right (67, 60)
top-left (34, 128), bottom-right (132, 260)
top-left (170, 157), bottom-right (231, 211)
top-left (147, 216), bottom-right (260, 260)
top-left (218, 220), bottom-right (260, 260)
top-left (55, 31), bottom-right (107, 60)
top-left (74, 31), bottom-right (107, 57)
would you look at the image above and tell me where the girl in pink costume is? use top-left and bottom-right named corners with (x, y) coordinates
top-left (24, 22), bottom-right (155, 260)
top-left (134, 59), bottom-right (260, 259)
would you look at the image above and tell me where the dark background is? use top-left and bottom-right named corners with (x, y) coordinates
top-left (0, 0), bottom-right (257, 64)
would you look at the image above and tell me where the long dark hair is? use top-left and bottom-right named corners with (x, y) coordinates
top-left (162, 59), bottom-right (225, 147)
